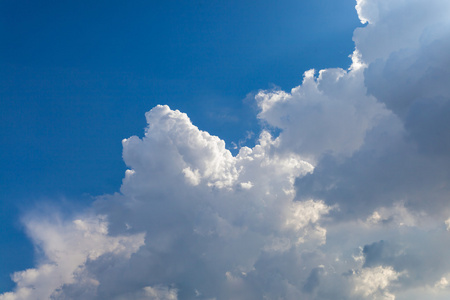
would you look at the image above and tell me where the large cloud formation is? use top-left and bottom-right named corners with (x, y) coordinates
top-left (3, 0), bottom-right (450, 299)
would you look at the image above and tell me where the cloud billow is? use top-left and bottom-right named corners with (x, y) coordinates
top-left (3, 0), bottom-right (450, 299)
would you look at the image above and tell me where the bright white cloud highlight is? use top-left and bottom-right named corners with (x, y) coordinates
top-left (352, 266), bottom-right (400, 300)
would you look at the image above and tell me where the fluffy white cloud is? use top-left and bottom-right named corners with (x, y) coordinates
top-left (0, 215), bottom-right (144, 300)
top-left (256, 65), bottom-right (388, 162)
top-left (2, 105), bottom-right (330, 299)
top-left (3, 0), bottom-right (450, 299)
top-left (354, 0), bottom-right (450, 64)
top-left (352, 266), bottom-right (400, 300)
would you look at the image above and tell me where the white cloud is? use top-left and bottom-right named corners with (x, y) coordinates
top-left (256, 66), bottom-right (387, 162)
top-left (0, 215), bottom-right (144, 300)
top-left (3, 0), bottom-right (450, 299)
top-left (141, 285), bottom-right (178, 300)
top-left (354, 0), bottom-right (450, 64)
top-left (2, 105), bottom-right (330, 299)
top-left (434, 276), bottom-right (450, 290)
top-left (352, 266), bottom-right (400, 300)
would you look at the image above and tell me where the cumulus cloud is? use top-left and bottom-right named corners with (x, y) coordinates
top-left (0, 215), bottom-right (144, 300)
top-left (256, 65), bottom-right (387, 162)
top-left (295, 0), bottom-right (450, 216)
top-left (352, 266), bottom-right (400, 300)
top-left (3, 0), bottom-right (450, 299)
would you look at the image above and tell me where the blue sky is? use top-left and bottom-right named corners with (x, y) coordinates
top-left (0, 0), bottom-right (360, 197)
top-left (0, 0), bottom-right (359, 291)
top-left (2, 0), bottom-right (450, 299)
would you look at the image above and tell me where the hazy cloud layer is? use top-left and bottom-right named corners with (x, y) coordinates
top-left (3, 0), bottom-right (450, 299)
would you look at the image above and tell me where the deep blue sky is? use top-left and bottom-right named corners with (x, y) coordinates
top-left (0, 0), bottom-right (360, 291)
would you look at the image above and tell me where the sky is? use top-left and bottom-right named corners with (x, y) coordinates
top-left (1, 0), bottom-right (450, 299)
